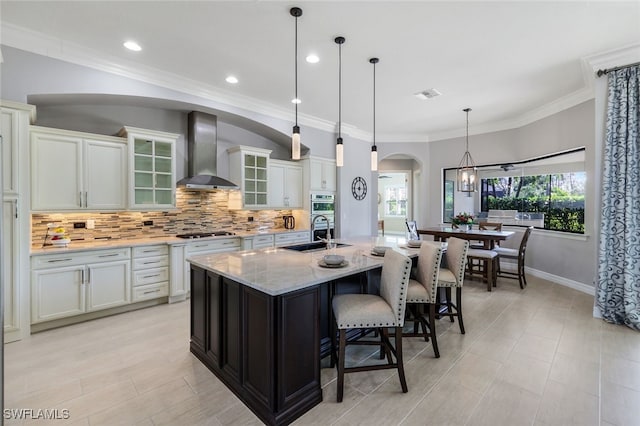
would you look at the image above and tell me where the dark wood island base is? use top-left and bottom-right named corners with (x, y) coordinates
top-left (190, 266), bottom-right (323, 426)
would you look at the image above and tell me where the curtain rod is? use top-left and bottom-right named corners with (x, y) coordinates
top-left (596, 61), bottom-right (640, 77)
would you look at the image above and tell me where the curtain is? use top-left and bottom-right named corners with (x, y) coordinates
top-left (596, 65), bottom-right (640, 330)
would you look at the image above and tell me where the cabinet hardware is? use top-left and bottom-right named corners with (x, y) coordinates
top-left (142, 261), bottom-right (160, 265)
top-left (84, 191), bottom-right (88, 207)
top-left (79, 191), bottom-right (83, 207)
top-left (98, 253), bottom-right (119, 258)
top-left (143, 289), bottom-right (161, 295)
top-left (143, 274), bottom-right (161, 279)
top-left (81, 269), bottom-right (85, 284)
top-left (193, 244), bottom-right (208, 248)
top-left (142, 249), bottom-right (159, 253)
top-left (14, 200), bottom-right (18, 218)
top-left (48, 258), bottom-right (72, 263)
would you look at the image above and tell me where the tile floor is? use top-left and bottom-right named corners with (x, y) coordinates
top-left (4, 275), bottom-right (640, 425)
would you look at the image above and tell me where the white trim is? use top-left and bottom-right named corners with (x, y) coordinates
top-left (0, 22), bottom-right (615, 145)
top-left (500, 263), bottom-right (595, 295)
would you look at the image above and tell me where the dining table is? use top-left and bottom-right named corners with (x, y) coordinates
top-left (417, 226), bottom-right (515, 249)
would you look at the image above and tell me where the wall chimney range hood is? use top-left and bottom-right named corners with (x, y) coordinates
top-left (177, 111), bottom-right (239, 190)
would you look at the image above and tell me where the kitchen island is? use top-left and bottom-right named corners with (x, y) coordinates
top-left (187, 237), bottom-right (418, 426)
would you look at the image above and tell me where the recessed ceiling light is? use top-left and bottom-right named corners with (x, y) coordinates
top-left (414, 88), bottom-right (442, 100)
top-left (306, 54), bottom-right (319, 64)
top-left (291, 98), bottom-right (301, 104)
top-left (123, 40), bottom-right (142, 52)
top-left (225, 75), bottom-right (239, 84)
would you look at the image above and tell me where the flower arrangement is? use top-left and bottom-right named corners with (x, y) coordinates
top-left (452, 212), bottom-right (474, 226)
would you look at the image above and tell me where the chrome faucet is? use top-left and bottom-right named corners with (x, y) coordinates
top-left (311, 214), bottom-right (331, 248)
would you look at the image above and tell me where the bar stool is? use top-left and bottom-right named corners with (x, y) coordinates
top-left (331, 249), bottom-right (412, 402)
top-left (403, 242), bottom-right (443, 357)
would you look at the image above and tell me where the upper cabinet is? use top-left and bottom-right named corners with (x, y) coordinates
top-left (308, 157), bottom-right (336, 192)
top-left (268, 159), bottom-right (302, 208)
top-left (31, 126), bottom-right (127, 211)
top-left (2, 102), bottom-right (34, 196)
top-left (228, 146), bottom-right (272, 209)
top-left (119, 127), bottom-right (178, 210)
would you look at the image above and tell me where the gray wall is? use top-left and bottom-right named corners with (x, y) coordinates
top-left (1, 45), bottom-right (599, 288)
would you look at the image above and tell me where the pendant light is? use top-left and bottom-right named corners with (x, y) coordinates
top-left (335, 36), bottom-right (345, 167)
top-left (290, 7), bottom-right (302, 160)
top-left (370, 57), bottom-right (379, 171)
top-left (457, 108), bottom-right (477, 192)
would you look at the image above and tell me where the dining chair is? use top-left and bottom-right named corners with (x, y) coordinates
top-left (470, 221), bottom-right (503, 249)
top-left (436, 237), bottom-right (469, 334)
top-left (403, 242), bottom-right (443, 357)
top-left (495, 226), bottom-right (533, 289)
top-left (466, 248), bottom-right (498, 291)
top-left (331, 249), bottom-right (412, 402)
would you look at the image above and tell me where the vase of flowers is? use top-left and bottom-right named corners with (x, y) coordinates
top-left (452, 212), bottom-right (474, 230)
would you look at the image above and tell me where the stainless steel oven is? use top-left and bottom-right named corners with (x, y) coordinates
top-left (310, 193), bottom-right (335, 241)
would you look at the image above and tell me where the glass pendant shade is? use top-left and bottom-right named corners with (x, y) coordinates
top-left (292, 125), bottom-right (301, 160)
top-left (336, 137), bottom-right (344, 167)
top-left (457, 108), bottom-right (477, 192)
top-left (371, 145), bottom-right (378, 171)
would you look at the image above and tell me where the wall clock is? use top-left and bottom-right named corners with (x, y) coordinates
top-left (351, 176), bottom-right (367, 200)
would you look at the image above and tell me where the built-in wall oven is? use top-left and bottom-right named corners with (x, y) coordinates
top-left (310, 193), bottom-right (335, 241)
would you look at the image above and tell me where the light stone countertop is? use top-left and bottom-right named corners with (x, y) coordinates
top-left (30, 228), bottom-right (311, 256)
top-left (187, 236), bottom-right (426, 296)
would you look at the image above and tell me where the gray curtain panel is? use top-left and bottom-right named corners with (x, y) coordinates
top-left (596, 64), bottom-right (640, 330)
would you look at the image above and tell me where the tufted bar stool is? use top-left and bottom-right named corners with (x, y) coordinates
top-left (331, 249), bottom-right (412, 402)
top-left (403, 242), bottom-right (443, 357)
top-left (436, 237), bottom-right (469, 334)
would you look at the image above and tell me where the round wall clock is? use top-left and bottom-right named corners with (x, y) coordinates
top-left (351, 176), bottom-right (367, 200)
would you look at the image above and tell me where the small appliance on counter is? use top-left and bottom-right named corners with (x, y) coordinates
top-left (283, 215), bottom-right (295, 230)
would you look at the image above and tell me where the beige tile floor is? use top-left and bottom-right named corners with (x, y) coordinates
top-left (4, 275), bottom-right (640, 425)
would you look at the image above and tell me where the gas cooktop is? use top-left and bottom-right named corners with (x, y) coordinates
top-left (175, 231), bottom-right (236, 239)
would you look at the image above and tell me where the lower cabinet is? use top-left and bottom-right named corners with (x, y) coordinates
top-left (190, 266), bottom-right (322, 426)
top-left (131, 245), bottom-right (169, 302)
top-left (31, 248), bottom-right (131, 323)
top-left (169, 238), bottom-right (241, 302)
top-left (274, 231), bottom-right (310, 247)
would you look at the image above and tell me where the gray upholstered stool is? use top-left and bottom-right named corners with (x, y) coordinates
top-left (331, 249), bottom-right (412, 402)
top-left (404, 242), bottom-right (443, 357)
top-left (466, 248), bottom-right (498, 291)
top-left (436, 237), bottom-right (469, 334)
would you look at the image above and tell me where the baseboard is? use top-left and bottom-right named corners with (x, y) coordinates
top-left (500, 263), bottom-right (595, 295)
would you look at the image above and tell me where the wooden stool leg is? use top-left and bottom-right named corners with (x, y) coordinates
top-left (456, 287), bottom-right (465, 334)
top-left (486, 258), bottom-right (493, 292)
top-left (446, 287), bottom-right (454, 322)
top-left (394, 326), bottom-right (408, 393)
top-left (428, 303), bottom-right (440, 358)
top-left (337, 329), bottom-right (346, 402)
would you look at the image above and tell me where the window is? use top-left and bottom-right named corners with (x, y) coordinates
top-left (442, 148), bottom-right (585, 234)
top-left (384, 186), bottom-right (408, 216)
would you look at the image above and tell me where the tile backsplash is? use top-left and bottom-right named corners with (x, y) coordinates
top-left (31, 189), bottom-right (299, 246)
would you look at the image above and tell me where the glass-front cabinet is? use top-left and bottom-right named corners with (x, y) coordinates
top-left (120, 127), bottom-right (178, 209)
top-left (228, 146), bottom-right (272, 209)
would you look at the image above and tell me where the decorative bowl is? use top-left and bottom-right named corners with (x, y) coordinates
top-left (323, 254), bottom-right (345, 265)
top-left (407, 240), bottom-right (422, 248)
top-left (51, 238), bottom-right (70, 246)
top-left (372, 246), bottom-right (389, 255)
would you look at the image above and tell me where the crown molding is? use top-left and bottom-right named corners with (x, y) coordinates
top-left (1, 22), bottom-right (615, 145)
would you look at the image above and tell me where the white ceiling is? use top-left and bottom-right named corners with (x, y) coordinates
top-left (1, 1), bottom-right (639, 142)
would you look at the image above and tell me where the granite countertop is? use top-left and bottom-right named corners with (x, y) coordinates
top-left (187, 236), bottom-right (426, 296)
top-left (30, 228), bottom-right (311, 255)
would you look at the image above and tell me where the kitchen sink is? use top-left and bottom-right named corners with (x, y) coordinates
top-left (281, 241), bottom-right (351, 252)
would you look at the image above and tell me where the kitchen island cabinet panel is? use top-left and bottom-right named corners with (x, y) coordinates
top-left (190, 267), bottom-right (322, 426)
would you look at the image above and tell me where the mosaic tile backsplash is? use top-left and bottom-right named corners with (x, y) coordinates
top-left (32, 189), bottom-right (299, 247)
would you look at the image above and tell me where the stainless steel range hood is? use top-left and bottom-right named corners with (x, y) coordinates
top-left (176, 111), bottom-right (239, 190)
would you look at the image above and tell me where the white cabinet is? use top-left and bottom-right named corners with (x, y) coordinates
top-left (31, 248), bottom-right (131, 323)
top-left (119, 126), bottom-right (178, 210)
top-left (30, 126), bottom-right (127, 211)
top-left (170, 238), bottom-right (241, 302)
top-left (228, 146), bottom-right (271, 209)
top-left (2, 101), bottom-right (34, 342)
top-left (309, 157), bottom-right (336, 192)
top-left (274, 231), bottom-right (311, 247)
top-left (131, 245), bottom-right (169, 302)
top-left (268, 160), bottom-right (303, 208)
top-left (242, 234), bottom-right (275, 250)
